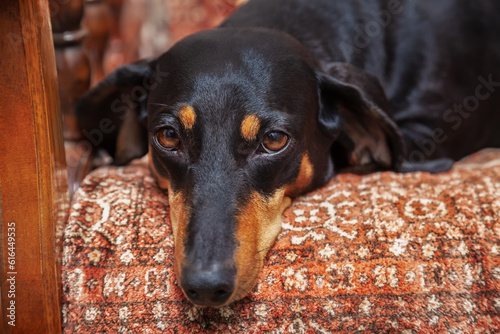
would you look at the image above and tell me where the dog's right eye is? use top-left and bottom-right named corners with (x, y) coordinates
top-left (156, 128), bottom-right (180, 150)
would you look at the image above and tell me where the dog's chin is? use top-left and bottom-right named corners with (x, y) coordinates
top-left (225, 260), bottom-right (266, 306)
top-left (186, 288), bottom-right (253, 308)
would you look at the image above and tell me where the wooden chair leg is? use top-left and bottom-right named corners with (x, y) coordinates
top-left (0, 0), bottom-right (69, 333)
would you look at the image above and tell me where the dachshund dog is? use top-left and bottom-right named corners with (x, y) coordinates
top-left (76, 0), bottom-right (500, 307)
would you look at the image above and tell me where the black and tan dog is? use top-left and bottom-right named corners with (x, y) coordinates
top-left (76, 0), bottom-right (500, 307)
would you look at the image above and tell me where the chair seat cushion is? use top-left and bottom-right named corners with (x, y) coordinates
top-left (62, 149), bottom-right (500, 333)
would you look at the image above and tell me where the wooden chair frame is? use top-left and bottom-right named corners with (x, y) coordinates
top-left (1, 0), bottom-right (68, 332)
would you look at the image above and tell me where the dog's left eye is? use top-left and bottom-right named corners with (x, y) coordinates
top-left (261, 131), bottom-right (289, 153)
top-left (156, 128), bottom-right (180, 150)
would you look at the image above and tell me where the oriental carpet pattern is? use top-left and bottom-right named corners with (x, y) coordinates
top-left (62, 149), bottom-right (500, 333)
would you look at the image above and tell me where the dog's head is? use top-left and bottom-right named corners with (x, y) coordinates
top-left (77, 28), bottom-right (403, 307)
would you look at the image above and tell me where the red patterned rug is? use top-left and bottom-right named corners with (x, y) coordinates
top-left (62, 149), bottom-right (500, 333)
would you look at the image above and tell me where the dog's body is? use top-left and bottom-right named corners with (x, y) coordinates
top-left (77, 0), bottom-right (500, 307)
top-left (226, 0), bottom-right (500, 162)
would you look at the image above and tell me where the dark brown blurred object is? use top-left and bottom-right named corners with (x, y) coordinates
top-left (54, 43), bottom-right (90, 141)
top-left (51, 0), bottom-right (85, 32)
top-left (51, 0), bottom-right (90, 141)
top-left (83, 0), bottom-right (112, 86)
top-left (52, 0), bottom-right (94, 198)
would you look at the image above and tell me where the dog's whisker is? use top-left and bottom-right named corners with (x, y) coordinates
top-left (170, 234), bottom-right (187, 245)
top-left (256, 246), bottom-right (273, 254)
top-left (147, 102), bottom-right (170, 108)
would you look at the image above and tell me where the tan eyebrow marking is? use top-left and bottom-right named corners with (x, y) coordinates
top-left (178, 105), bottom-right (196, 130)
top-left (240, 115), bottom-right (261, 141)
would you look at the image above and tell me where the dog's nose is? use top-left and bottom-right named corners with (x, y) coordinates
top-left (180, 262), bottom-right (236, 307)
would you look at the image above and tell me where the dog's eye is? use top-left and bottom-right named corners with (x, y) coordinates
top-left (262, 131), bottom-right (289, 152)
top-left (156, 128), bottom-right (180, 150)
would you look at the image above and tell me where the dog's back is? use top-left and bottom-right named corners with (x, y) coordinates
top-left (223, 0), bottom-right (500, 160)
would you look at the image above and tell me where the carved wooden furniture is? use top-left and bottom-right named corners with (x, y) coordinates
top-left (0, 0), bottom-right (69, 333)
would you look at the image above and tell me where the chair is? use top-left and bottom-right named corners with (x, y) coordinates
top-left (0, 1), bottom-right (69, 332)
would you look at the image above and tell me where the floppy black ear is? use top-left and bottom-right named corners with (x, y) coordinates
top-left (75, 58), bottom-right (161, 165)
top-left (317, 63), bottom-right (405, 171)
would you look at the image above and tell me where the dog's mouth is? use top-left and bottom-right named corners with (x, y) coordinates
top-left (173, 189), bottom-right (292, 307)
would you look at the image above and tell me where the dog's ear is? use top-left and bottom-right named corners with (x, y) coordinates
top-left (317, 63), bottom-right (405, 171)
top-left (75, 58), bottom-right (161, 165)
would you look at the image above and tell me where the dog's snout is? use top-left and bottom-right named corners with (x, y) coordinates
top-left (180, 262), bottom-right (236, 307)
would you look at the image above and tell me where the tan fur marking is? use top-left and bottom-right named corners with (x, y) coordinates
top-left (168, 190), bottom-right (189, 280)
top-left (231, 189), bottom-right (292, 303)
top-left (285, 153), bottom-right (314, 198)
top-left (148, 149), bottom-right (189, 280)
top-left (240, 115), bottom-right (261, 141)
top-left (148, 149), bottom-right (170, 190)
top-left (178, 105), bottom-right (196, 130)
